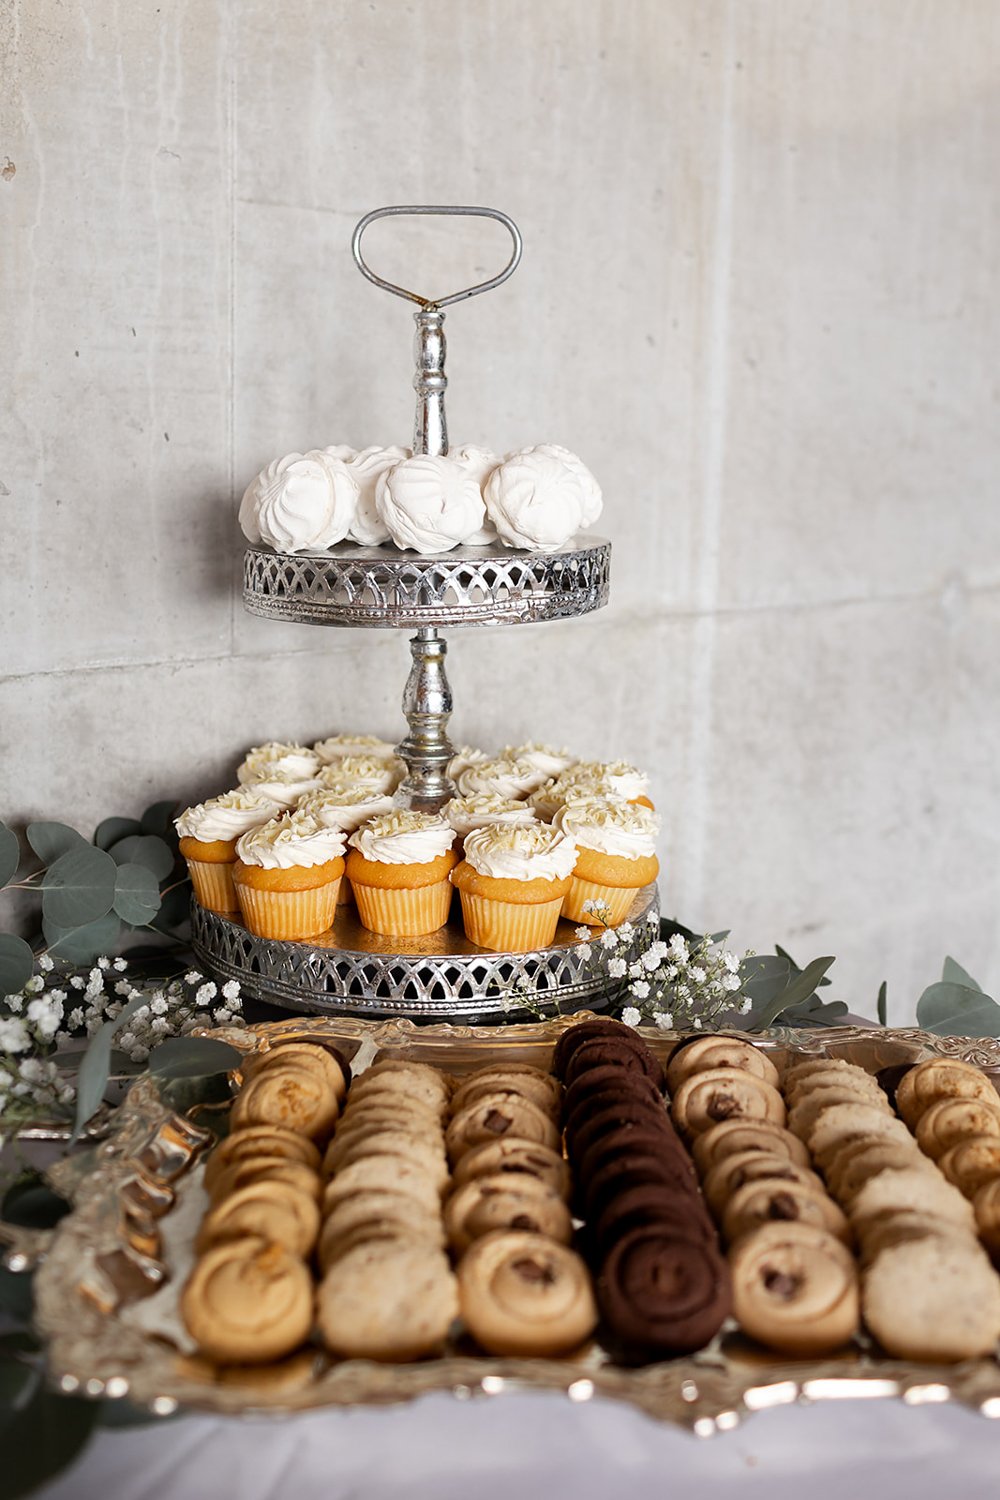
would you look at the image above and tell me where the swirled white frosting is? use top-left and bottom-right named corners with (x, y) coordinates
top-left (243, 773), bottom-right (323, 810)
top-left (240, 451), bottom-right (359, 553)
top-left (175, 789), bottom-right (282, 843)
top-left (296, 787), bottom-right (396, 834)
top-left (375, 454), bottom-right (486, 554)
top-left (448, 745), bottom-right (489, 781)
top-left (443, 793), bottom-right (538, 839)
top-left (527, 444), bottom-right (602, 527)
top-left (529, 764), bottom-right (646, 821)
top-left (319, 755), bottom-right (403, 795)
top-left (237, 743), bottom-right (321, 785)
top-left (345, 445), bottom-right (410, 546)
top-left (484, 449), bottom-right (584, 552)
top-left (450, 444), bottom-right (500, 544)
top-left (313, 733), bottom-right (398, 765)
top-left (555, 796), bottom-right (659, 858)
top-left (349, 810), bottom-right (455, 866)
top-left (456, 756), bottom-right (547, 799)
top-left (322, 445), bottom-right (357, 462)
top-left (499, 742), bottom-right (577, 779)
top-left (462, 823), bottom-right (578, 882)
top-left (235, 812), bottom-right (347, 870)
top-left (565, 760), bottom-right (650, 802)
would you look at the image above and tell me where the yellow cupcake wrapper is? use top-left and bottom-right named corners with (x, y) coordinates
top-left (186, 858), bottom-right (239, 915)
top-left (561, 876), bottom-right (637, 927)
top-left (352, 879), bottom-right (452, 937)
top-left (459, 891), bottom-right (564, 953)
top-left (236, 878), bottom-right (341, 940)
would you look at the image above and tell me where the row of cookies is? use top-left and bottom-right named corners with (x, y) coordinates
top-left (897, 1057), bottom-right (1000, 1257)
top-left (668, 1038), bottom-right (861, 1356)
top-left (181, 1042), bottom-right (347, 1363)
top-left (554, 1020), bottom-right (732, 1360)
top-left (443, 1062), bottom-right (597, 1355)
top-left (782, 1052), bottom-right (1000, 1361)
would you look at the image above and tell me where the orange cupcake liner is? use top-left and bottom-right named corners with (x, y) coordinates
top-left (459, 891), bottom-right (564, 953)
top-left (235, 877), bottom-right (341, 940)
top-left (561, 876), bottom-right (637, 927)
top-left (186, 858), bottom-right (239, 914)
top-left (352, 878), bottom-right (452, 937)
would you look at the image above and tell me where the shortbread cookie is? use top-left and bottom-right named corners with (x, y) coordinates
top-left (665, 1037), bottom-right (780, 1095)
top-left (450, 1065), bottom-right (562, 1121)
top-left (730, 1221), bottom-right (859, 1356)
top-left (321, 1155), bottom-right (443, 1217)
top-left (444, 1172), bottom-right (573, 1255)
top-left (721, 1179), bottom-right (852, 1247)
top-left (788, 1086), bottom-right (890, 1143)
top-left (243, 1042), bottom-right (348, 1102)
top-left (204, 1127), bottom-right (322, 1189)
top-left (849, 1166), bottom-right (976, 1233)
top-left (702, 1151), bottom-right (826, 1219)
top-left (784, 1063), bottom-right (886, 1109)
top-left (230, 1064), bottom-right (339, 1141)
top-left (862, 1236), bottom-right (1000, 1360)
top-left (692, 1120), bottom-right (810, 1175)
top-left (181, 1237), bottom-right (313, 1364)
top-left (568, 1095), bottom-right (669, 1159)
top-left (458, 1230), bottom-right (597, 1356)
top-left (323, 1129), bottom-right (449, 1189)
top-left (450, 1137), bottom-right (571, 1198)
top-left (914, 1096), bottom-right (1000, 1161)
top-left (825, 1140), bottom-right (931, 1207)
top-left (895, 1057), bottom-right (999, 1130)
top-left (938, 1137), bottom-right (1000, 1197)
top-left (597, 1224), bottom-right (731, 1357)
top-left (855, 1210), bottom-right (975, 1263)
top-left (339, 1083), bottom-right (444, 1124)
top-left (323, 1107), bottom-right (439, 1151)
top-left (807, 1104), bottom-right (913, 1169)
top-left (671, 1068), bottom-right (786, 1140)
top-left (318, 1203), bottom-right (445, 1274)
top-left (349, 1062), bottom-right (450, 1114)
top-left (207, 1156), bottom-right (322, 1206)
top-left (446, 1092), bottom-right (560, 1165)
top-left (317, 1240), bottom-right (459, 1361)
top-left (563, 1066), bottom-right (664, 1126)
top-left (973, 1179), bottom-right (1000, 1256)
top-left (196, 1179), bottom-right (320, 1258)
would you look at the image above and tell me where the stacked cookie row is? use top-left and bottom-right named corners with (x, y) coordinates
top-left (554, 1020), bottom-right (732, 1360)
top-left (898, 1057), bottom-right (1000, 1257)
top-left (443, 1063), bottom-right (597, 1356)
top-left (668, 1040), bottom-right (860, 1356)
top-left (182, 1042), bottom-right (347, 1364)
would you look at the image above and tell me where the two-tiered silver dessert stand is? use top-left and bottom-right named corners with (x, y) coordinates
top-left (193, 205), bottom-right (659, 1021)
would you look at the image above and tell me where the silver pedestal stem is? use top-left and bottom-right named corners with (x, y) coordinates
top-left (396, 306), bottom-right (457, 810)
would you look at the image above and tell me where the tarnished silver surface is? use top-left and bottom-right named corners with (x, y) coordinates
top-left (395, 627), bottom-right (456, 810)
top-left (350, 204), bottom-right (523, 312)
top-left (25, 1021), bottom-right (1000, 1431)
top-left (242, 537), bottom-right (611, 629)
top-left (190, 886), bottom-right (660, 1020)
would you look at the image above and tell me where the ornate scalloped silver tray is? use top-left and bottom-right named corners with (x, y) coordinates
top-left (243, 536), bottom-right (611, 629)
top-left (15, 1017), bottom-right (1000, 1434)
top-left (191, 885), bottom-right (660, 1020)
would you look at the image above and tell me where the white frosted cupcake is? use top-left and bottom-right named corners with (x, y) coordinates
top-left (237, 742), bottom-right (321, 786)
top-left (531, 761), bottom-right (653, 821)
top-left (297, 785), bottom-right (397, 905)
top-left (448, 745), bottom-right (489, 782)
top-left (312, 733), bottom-right (398, 765)
top-left (498, 742), bottom-right (577, 780)
top-left (319, 755), bottom-right (404, 796)
top-left (233, 813), bottom-right (347, 940)
top-left (555, 797), bottom-right (660, 926)
top-left (346, 811), bottom-right (458, 937)
top-left (176, 789), bottom-right (282, 914)
top-left (443, 793), bottom-right (537, 859)
top-left (451, 824), bottom-right (578, 953)
top-left (456, 755), bottom-right (547, 800)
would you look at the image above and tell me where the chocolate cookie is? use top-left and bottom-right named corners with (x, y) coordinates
top-left (552, 1019), bottom-right (652, 1081)
top-left (597, 1225), bottom-right (732, 1357)
top-left (570, 1098), bottom-right (670, 1162)
top-left (563, 1037), bottom-right (663, 1092)
top-left (584, 1151), bottom-right (699, 1222)
top-left (594, 1182), bottom-right (710, 1258)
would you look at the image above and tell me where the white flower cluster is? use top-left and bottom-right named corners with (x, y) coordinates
top-left (0, 959), bottom-right (243, 1132)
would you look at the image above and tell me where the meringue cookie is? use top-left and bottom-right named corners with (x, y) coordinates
top-left (484, 449), bottom-right (584, 552)
top-left (345, 445), bottom-right (410, 546)
top-left (375, 454), bottom-right (486, 554)
top-left (450, 444), bottom-right (500, 544)
top-left (527, 445), bottom-right (602, 528)
top-left (241, 450), bottom-right (359, 553)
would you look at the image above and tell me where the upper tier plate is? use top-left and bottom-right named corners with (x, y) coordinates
top-left (243, 536), bottom-right (611, 628)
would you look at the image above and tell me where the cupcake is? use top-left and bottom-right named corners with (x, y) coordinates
top-left (530, 761), bottom-right (653, 821)
top-left (456, 756), bottom-right (547, 800)
top-left (237, 742), bottom-right (321, 785)
top-left (499, 742), bottom-right (577, 780)
top-left (346, 811), bottom-right (458, 937)
top-left (443, 793), bottom-right (537, 857)
top-left (319, 755), bottom-right (403, 796)
top-left (175, 789), bottom-right (282, 914)
top-left (448, 745), bottom-right (489, 782)
top-left (451, 824), bottom-right (578, 953)
top-left (232, 812), bottom-right (347, 941)
top-left (554, 797), bottom-right (660, 926)
top-left (312, 733), bottom-right (398, 765)
top-left (297, 785), bottom-right (397, 904)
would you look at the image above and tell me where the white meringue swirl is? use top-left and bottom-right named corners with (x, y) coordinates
top-left (349, 810), bottom-right (456, 866)
top-left (175, 789), bottom-right (282, 843)
top-left (236, 812), bottom-right (347, 870)
top-left (461, 823), bottom-right (578, 882)
top-left (345, 445), bottom-right (410, 546)
top-left (484, 449), bottom-right (584, 552)
top-left (554, 797), bottom-right (659, 859)
top-left (443, 794), bottom-right (538, 839)
top-left (240, 451), bottom-right (359, 553)
top-left (296, 787), bottom-right (396, 834)
top-left (375, 454), bottom-right (486, 554)
top-left (450, 444), bottom-right (500, 544)
top-left (527, 445), bottom-right (602, 527)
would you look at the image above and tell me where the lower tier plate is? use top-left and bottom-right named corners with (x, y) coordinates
top-left (191, 885), bottom-right (660, 1022)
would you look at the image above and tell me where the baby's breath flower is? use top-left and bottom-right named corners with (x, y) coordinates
top-left (653, 1011), bottom-right (673, 1030)
top-left (96, 957), bottom-right (110, 971)
top-left (607, 957), bottom-right (628, 979)
top-left (37, 954), bottom-right (54, 973)
top-left (6, 995), bottom-right (23, 1014)
top-left (114, 980), bottom-right (132, 996)
top-left (689, 966), bottom-right (706, 985)
top-left (599, 928), bottom-right (619, 950)
top-left (574, 926), bottom-right (592, 943)
top-left (0, 1019), bottom-right (30, 1054)
top-left (195, 982), bottom-right (217, 1006)
top-left (24, 976), bottom-right (44, 996)
top-left (130, 1045), bottom-right (149, 1063)
top-left (620, 1006), bottom-right (641, 1027)
top-left (577, 943), bottom-right (592, 961)
top-left (68, 1008), bottom-right (84, 1030)
top-left (113, 957), bottom-right (128, 972)
top-left (617, 922), bottom-right (635, 943)
top-left (724, 952), bottom-right (740, 973)
top-left (630, 980), bottom-right (651, 1000)
top-left (69, 975), bottom-right (85, 990)
top-left (213, 1008), bottom-right (232, 1026)
top-left (150, 995), bottom-right (168, 1017)
top-left (184, 971), bottom-right (203, 986)
top-left (221, 980), bottom-right (241, 1003)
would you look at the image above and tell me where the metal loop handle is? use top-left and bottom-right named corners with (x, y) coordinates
top-left (351, 205), bottom-right (522, 310)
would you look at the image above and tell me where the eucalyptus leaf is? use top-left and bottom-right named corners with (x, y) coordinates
top-left (877, 980), bottom-right (888, 1027)
top-left (149, 880), bottom-right (191, 936)
top-left (916, 981), bottom-right (1000, 1038)
top-left (42, 912), bottom-right (122, 965)
top-left (0, 935), bottom-right (34, 996)
top-left (72, 992), bottom-right (148, 1142)
top-left (739, 954), bottom-right (792, 1009)
top-left (775, 943), bottom-right (833, 987)
top-left (148, 1036), bottom-right (242, 1080)
top-left (745, 956), bottom-right (836, 1033)
top-left (140, 800), bottom-right (178, 837)
top-left (41, 844), bottom-right (117, 928)
top-left (25, 821), bottom-right (86, 865)
top-left (0, 822), bottom-right (19, 888)
top-left (780, 996), bottom-right (850, 1027)
top-left (1, 1383), bottom-right (98, 1499)
top-left (113, 861), bottom-right (162, 925)
top-left (93, 816), bottom-right (142, 851)
top-left (107, 834), bottom-right (174, 880)
top-left (942, 956), bottom-right (982, 992)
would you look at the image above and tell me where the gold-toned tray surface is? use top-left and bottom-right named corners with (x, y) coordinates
top-left (23, 1017), bottom-right (1000, 1435)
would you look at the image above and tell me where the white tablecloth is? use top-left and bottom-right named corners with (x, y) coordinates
top-left (35, 1393), bottom-right (1000, 1500)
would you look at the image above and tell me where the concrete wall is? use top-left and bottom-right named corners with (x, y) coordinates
top-left (3, 1), bottom-right (999, 1018)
